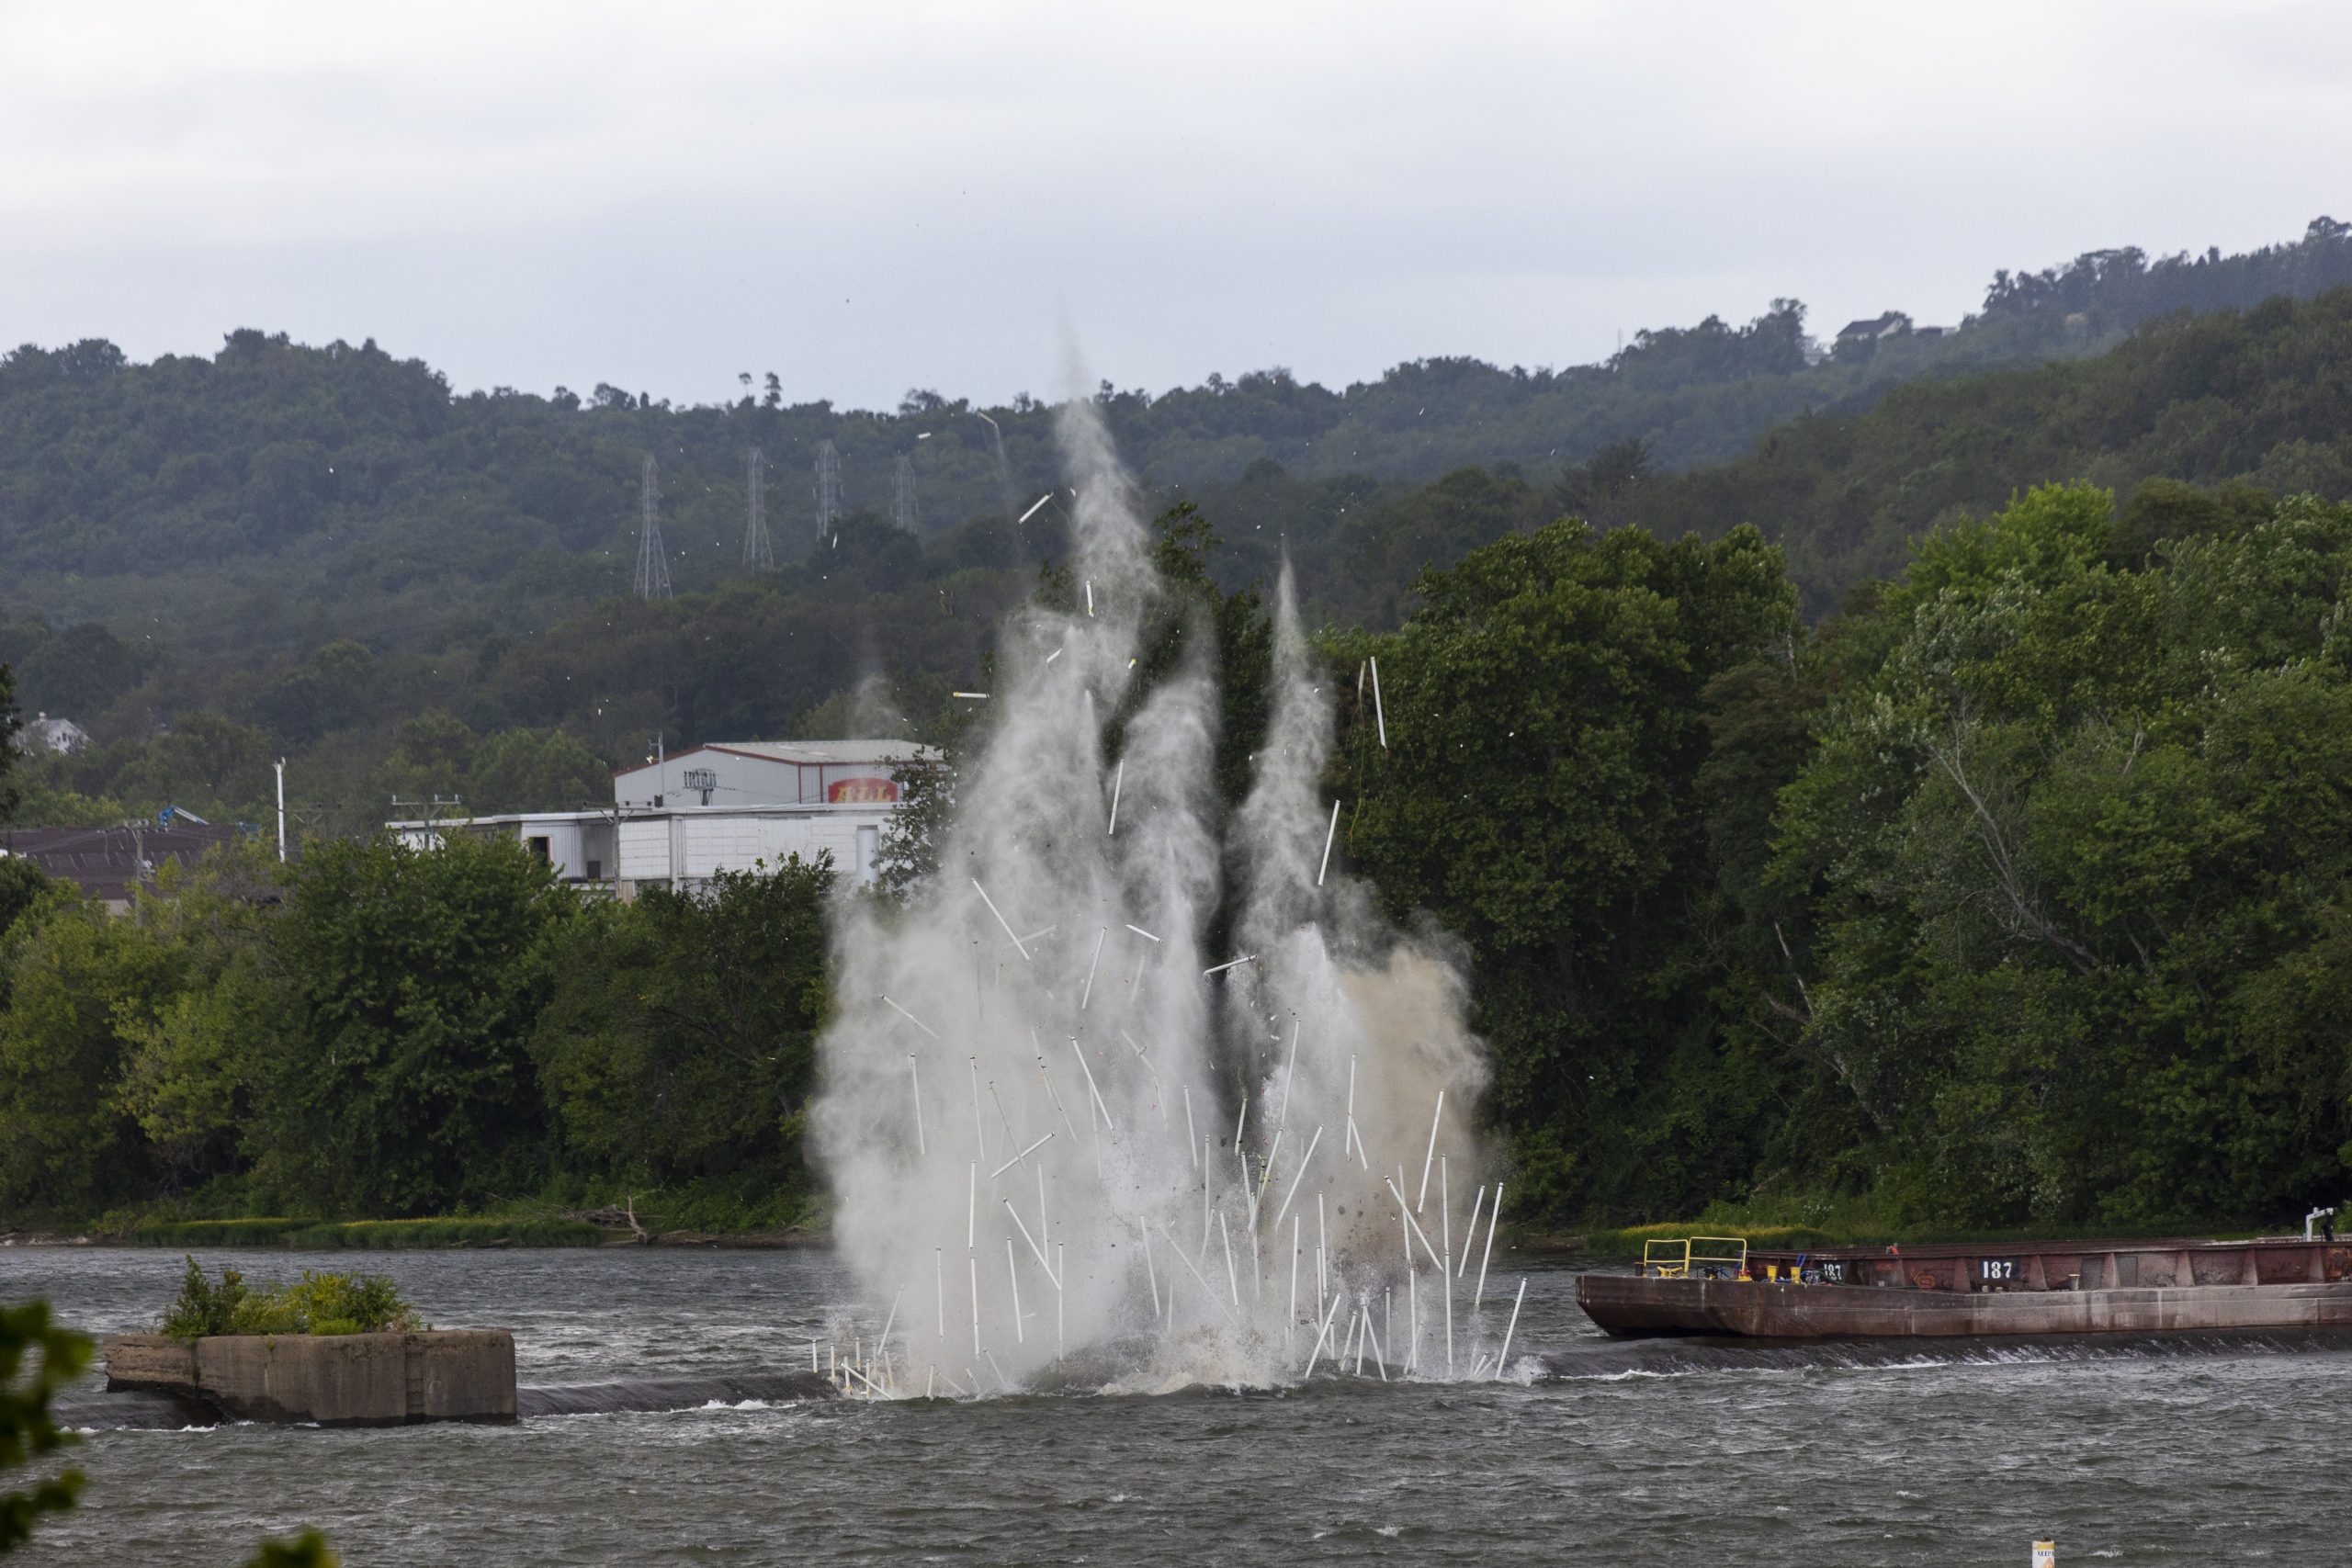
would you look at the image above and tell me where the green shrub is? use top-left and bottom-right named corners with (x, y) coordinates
top-left (159, 1258), bottom-right (421, 1338)
top-left (159, 1255), bottom-right (248, 1339)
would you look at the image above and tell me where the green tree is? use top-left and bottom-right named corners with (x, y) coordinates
top-left (534, 858), bottom-right (832, 1201)
top-left (464, 726), bottom-right (610, 813)
top-left (0, 902), bottom-right (191, 1214)
top-left (250, 834), bottom-right (571, 1214)
top-left (1777, 485), bottom-right (2352, 1225)
top-left (1335, 516), bottom-right (1795, 1216)
top-left (0, 1300), bottom-right (87, 1552)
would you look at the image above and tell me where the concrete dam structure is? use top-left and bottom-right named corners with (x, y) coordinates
top-left (104, 1330), bottom-right (517, 1426)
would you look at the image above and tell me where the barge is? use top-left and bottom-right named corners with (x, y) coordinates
top-left (1576, 1233), bottom-right (2352, 1339)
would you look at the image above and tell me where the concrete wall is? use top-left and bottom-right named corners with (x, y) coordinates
top-left (617, 807), bottom-right (885, 887)
top-left (106, 1331), bottom-right (515, 1426)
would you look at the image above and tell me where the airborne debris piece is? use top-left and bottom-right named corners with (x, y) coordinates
top-left (970, 878), bottom-right (1032, 960)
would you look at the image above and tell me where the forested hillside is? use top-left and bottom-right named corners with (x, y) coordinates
top-left (6, 219), bottom-right (2351, 651)
top-left (1616, 283), bottom-right (2352, 612)
top-left (20, 274), bottom-right (2352, 836)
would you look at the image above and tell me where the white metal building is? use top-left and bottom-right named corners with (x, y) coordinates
top-left (388, 739), bottom-right (925, 894)
top-left (613, 739), bottom-right (922, 811)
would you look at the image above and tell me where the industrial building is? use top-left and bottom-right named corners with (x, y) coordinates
top-left (388, 739), bottom-right (925, 894)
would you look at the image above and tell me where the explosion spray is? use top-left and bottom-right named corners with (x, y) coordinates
top-left (813, 399), bottom-right (1496, 1393)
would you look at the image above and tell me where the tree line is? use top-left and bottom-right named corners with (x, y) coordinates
top-left (5, 475), bottom-right (2350, 1233)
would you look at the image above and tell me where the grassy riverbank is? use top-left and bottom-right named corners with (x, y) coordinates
top-left (1565, 1201), bottom-right (2287, 1259)
top-left (0, 1180), bottom-right (831, 1249)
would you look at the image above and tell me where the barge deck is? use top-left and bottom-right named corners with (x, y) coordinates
top-left (1577, 1235), bottom-right (2352, 1339)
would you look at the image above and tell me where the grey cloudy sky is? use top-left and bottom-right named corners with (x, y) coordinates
top-left (6, 1), bottom-right (2349, 410)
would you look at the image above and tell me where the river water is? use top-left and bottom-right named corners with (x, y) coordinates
top-left (6, 1245), bottom-right (2348, 1564)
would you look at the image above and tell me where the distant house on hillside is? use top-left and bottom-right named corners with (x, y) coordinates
top-left (389, 738), bottom-right (925, 895)
top-left (16, 713), bottom-right (90, 755)
top-left (0, 822), bottom-right (250, 914)
top-left (1836, 310), bottom-right (1915, 345)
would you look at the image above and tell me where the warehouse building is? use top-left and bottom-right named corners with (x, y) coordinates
top-left (388, 739), bottom-right (926, 894)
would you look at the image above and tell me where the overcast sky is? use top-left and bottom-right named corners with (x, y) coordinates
top-left (6, 1), bottom-right (2350, 411)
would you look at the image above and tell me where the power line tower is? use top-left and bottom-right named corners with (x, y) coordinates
top-left (742, 447), bottom-right (775, 569)
top-left (813, 439), bottom-right (842, 540)
top-left (634, 454), bottom-right (673, 599)
top-left (891, 454), bottom-right (918, 532)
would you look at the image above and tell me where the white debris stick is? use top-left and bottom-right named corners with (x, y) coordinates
top-left (1416, 1090), bottom-right (1445, 1212)
top-left (1017, 492), bottom-right (1054, 525)
top-left (1496, 1278), bottom-right (1528, 1378)
top-left (1080, 927), bottom-right (1106, 1010)
top-left (882, 995), bottom-right (940, 1039)
top-left (1106, 760), bottom-right (1125, 836)
top-left (1006, 1240), bottom-right (1023, 1344)
top-left (1032, 1041), bottom-right (1080, 1140)
top-left (1068, 1036), bottom-right (1115, 1133)
top-left (989, 1130), bottom-right (1054, 1179)
top-left (1159, 1220), bottom-right (1234, 1324)
top-left (909, 1055), bottom-right (926, 1156)
top-left (1203, 954), bottom-right (1256, 976)
top-left (1317, 797), bottom-right (1342, 886)
top-left (969, 1058), bottom-right (986, 1160)
top-left (1272, 1123), bottom-right (1323, 1235)
top-left (1459, 1185), bottom-right (1486, 1276)
top-left (1302, 1292), bottom-right (1345, 1379)
top-left (1476, 1182), bottom-right (1503, 1308)
top-left (1370, 655), bottom-right (1387, 748)
top-left (1004, 1199), bottom-right (1057, 1285)
top-left (1119, 1029), bottom-right (1162, 1090)
top-left (971, 878), bottom-right (1032, 960)
top-left (1276, 1021), bottom-right (1300, 1126)
top-left (1124, 922), bottom-right (1160, 942)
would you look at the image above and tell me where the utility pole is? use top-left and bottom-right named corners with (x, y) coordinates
top-left (892, 454), bottom-right (918, 532)
top-left (743, 447), bottom-right (775, 569)
top-left (813, 439), bottom-right (841, 541)
top-left (635, 453), bottom-right (673, 599)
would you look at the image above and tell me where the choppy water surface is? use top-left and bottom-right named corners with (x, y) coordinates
top-left (7, 1246), bottom-right (2350, 1563)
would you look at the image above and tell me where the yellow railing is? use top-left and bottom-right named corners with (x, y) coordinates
top-left (1641, 1235), bottom-right (1750, 1279)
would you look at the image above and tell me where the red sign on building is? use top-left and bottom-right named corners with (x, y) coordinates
top-left (827, 777), bottom-right (899, 804)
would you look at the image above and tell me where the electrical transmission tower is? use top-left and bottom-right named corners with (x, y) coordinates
top-left (635, 454), bottom-right (673, 599)
top-left (742, 447), bottom-right (775, 568)
top-left (813, 439), bottom-right (842, 540)
top-left (891, 454), bottom-right (918, 532)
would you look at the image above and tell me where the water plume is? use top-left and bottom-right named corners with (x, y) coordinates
top-left (813, 398), bottom-right (1493, 1394)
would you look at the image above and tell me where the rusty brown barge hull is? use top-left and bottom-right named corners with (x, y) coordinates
top-left (1578, 1236), bottom-right (2352, 1339)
